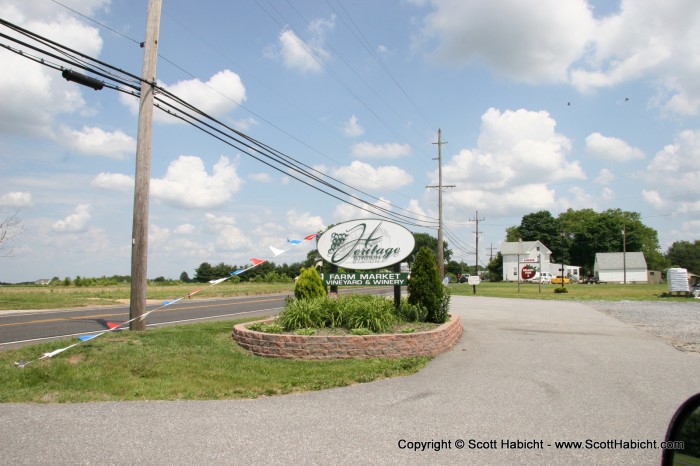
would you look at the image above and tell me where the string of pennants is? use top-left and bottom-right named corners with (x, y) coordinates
top-left (14, 233), bottom-right (318, 368)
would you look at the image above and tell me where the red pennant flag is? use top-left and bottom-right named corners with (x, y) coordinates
top-left (188, 289), bottom-right (203, 298)
top-left (250, 258), bottom-right (266, 265)
top-left (304, 234), bottom-right (317, 240)
top-left (106, 322), bottom-right (121, 330)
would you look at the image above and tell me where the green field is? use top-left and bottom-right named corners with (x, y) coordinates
top-left (0, 319), bottom-right (428, 402)
top-left (0, 281), bottom-right (694, 312)
top-left (448, 281), bottom-right (692, 301)
top-left (0, 282), bottom-right (295, 311)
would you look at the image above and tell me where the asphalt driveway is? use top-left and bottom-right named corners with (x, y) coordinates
top-left (2, 296), bottom-right (699, 465)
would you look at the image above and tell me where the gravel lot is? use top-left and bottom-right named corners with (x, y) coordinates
top-left (586, 299), bottom-right (700, 354)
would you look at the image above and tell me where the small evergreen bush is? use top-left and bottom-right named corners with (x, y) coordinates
top-left (294, 267), bottom-right (326, 301)
top-left (407, 247), bottom-right (445, 323)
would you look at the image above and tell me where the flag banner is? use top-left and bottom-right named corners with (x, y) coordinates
top-left (208, 277), bottom-right (229, 285)
top-left (269, 246), bottom-right (287, 256)
top-left (16, 231), bottom-right (317, 367)
top-left (78, 334), bottom-right (99, 341)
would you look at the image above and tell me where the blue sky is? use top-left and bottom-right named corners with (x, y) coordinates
top-left (1, 0), bottom-right (699, 283)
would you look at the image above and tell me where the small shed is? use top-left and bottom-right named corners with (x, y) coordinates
top-left (594, 252), bottom-right (648, 283)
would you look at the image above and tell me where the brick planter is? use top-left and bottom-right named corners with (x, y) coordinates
top-left (232, 314), bottom-right (462, 359)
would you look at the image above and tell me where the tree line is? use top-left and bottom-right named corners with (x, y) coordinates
top-left (485, 208), bottom-right (699, 279)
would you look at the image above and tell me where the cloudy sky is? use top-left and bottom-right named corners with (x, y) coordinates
top-left (1, 0), bottom-right (699, 283)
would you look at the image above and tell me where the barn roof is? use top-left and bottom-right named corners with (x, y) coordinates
top-left (501, 241), bottom-right (552, 255)
top-left (595, 252), bottom-right (647, 270)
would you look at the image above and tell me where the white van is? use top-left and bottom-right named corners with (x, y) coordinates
top-left (527, 272), bottom-right (552, 284)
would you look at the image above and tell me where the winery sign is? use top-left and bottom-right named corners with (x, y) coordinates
top-left (317, 219), bottom-right (415, 271)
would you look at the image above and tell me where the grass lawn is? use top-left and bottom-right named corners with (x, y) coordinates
top-left (0, 282), bottom-right (295, 311)
top-left (448, 281), bottom-right (692, 301)
top-left (0, 319), bottom-right (429, 403)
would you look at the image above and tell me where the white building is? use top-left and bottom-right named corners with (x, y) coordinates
top-left (594, 252), bottom-right (648, 283)
top-left (501, 241), bottom-right (552, 282)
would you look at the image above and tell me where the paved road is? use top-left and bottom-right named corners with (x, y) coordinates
top-left (0, 287), bottom-right (392, 350)
top-left (1, 296), bottom-right (699, 465)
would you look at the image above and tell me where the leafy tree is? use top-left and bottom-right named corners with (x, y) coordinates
top-left (407, 247), bottom-right (445, 323)
top-left (194, 262), bottom-right (215, 283)
top-left (294, 267), bottom-right (326, 301)
top-left (487, 252), bottom-right (503, 282)
top-left (179, 271), bottom-right (191, 283)
top-left (666, 240), bottom-right (700, 274)
top-left (409, 232), bottom-right (452, 265)
top-left (509, 208), bottom-right (665, 275)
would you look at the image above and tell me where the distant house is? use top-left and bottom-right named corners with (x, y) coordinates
top-left (35, 278), bottom-right (52, 286)
top-left (501, 240), bottom-right (552, 282)
top-left (594, 252), bottom-right (647, 283)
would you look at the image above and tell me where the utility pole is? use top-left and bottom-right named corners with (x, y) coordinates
top-left (426, 129), bottom-right (455, 280)
top-left (469, 210), bottom-right (485, 276)
top-left (129, 0), bottom-right (162, 331)
top-left (487, 243), bottom-right (497, 262)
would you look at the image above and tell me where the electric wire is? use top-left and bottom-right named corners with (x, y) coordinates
top-left (0, 17), bottom-right (439, 229)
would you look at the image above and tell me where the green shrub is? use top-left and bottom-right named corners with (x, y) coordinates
top-left (432, 289), bottom-right (450, 324)
top-left (341, 295), bottom-right (395, 333)
top-left (278, 297), bottom-right (328, 330)
top-left (247, 322), bottom-right (285, 333)
top-left (554, 287), bottom-right (569, 294)
top-left (401, 327), bottom-right (416, 334)
top-left (294, 267), bottom-right (326, 301)
top-left (397, 298), bottom-right (428, 323)
top-left (407, 247), bottom-right (444, 323)
top-left (350, 328), bottom-right (372, 335)
top-left (294, 328), bottom-right (316, 336)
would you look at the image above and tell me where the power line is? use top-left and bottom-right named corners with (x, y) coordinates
top-left (0, 17), bottom-right (439, 230)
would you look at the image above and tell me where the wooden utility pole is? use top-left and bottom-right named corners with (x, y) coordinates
top-left (426, 129), bottom-right (455, 280)
top-left (469, 210), bottom-right (485, 275)
top-left (129, 0), bottom-right (162, 331)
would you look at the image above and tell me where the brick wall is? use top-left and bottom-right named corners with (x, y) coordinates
top-left (232, 314), bottom-right (463, 359)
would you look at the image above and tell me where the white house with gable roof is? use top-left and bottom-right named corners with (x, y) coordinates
top-left (501, 240), bottom-right (552, 282)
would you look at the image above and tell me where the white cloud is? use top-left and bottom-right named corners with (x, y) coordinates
top-left (419, 0), bottom-right (594, 83)
top-left (585, 132), bottom-right (645, 161)
top-left (149, 224), bottom-right (170, 247)
top-left (443, 108), bottom-right (584, 189)
top-left (643, 128), bottom-right (700, 211)
top-left (333, 196), bottom-right (394, 222)
top-left (440, 107), bottom-right (584, 216)
top-left (595, 168), bottom-right (615, 185)
top-left (174, 224), bottom-right (195, 235)
top-left (203, 213), bottom-right (251, 251)
top-left (351, 142), bottom-right (411, 159)
top-left (286, 210), bottom-right (325, 233)
top-left (0, 5), bottom-right (106, 137)
top-left (331, 161), bottom-right (413, 190)
top-left (642, 190), bottom-right (664, 208)
top-left (120, 70), bottom-right (246, 122)
top-left (151, 155), bottom-right (243, 209)
top-left (91, 172), bottom-right (134, 191)
top-left (270, 16), bottom-right (335, 73)
top-left (343, 115), bottom-right (364, 137)
top-left (249, 173), bottom-right (272, 183)
top-left (52, 204), bottom-right (91, 232)
top-left (0, 191), bottom-right (33, 207)
top-left (60, 126), bottom-right (136, 159)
